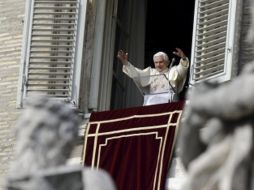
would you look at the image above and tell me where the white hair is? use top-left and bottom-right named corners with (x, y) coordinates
top-left (153, 51), bottom-right (169, 65)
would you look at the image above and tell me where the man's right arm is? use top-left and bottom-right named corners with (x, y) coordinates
top-left (117, 50), bottom-right (151, 86)
top-left (122, 62), bottom-right (146, 78)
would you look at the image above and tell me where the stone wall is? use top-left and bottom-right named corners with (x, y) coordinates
top-left (0, 0), bottom-right (93, 184)
top-left (0, 0), bottom-right (25, 184)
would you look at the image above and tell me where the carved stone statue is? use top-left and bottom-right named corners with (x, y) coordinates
top-left (3, 96), bottom-right (116, 190)
top-left (177, 0), bottom-right (254, 189)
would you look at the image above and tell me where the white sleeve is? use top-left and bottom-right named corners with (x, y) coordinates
top-left (122, 62), bottom-right (152, 87)
top-left (122, 62), bottom-right (151, 78)
top-left (176, 58), bottom-right (189, 79)
top-left (169, 58), bottom-right (189, 93)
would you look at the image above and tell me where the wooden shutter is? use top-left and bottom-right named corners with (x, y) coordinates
top-left (190, 0), bottom-right (241, 85)
top-left (18, 0), bottom-right (86, 107)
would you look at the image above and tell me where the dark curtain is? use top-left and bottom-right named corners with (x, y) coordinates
top-left (83, 101), bottom-right (184, 190)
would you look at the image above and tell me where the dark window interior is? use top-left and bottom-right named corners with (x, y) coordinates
top-left (145, 0), bottom-right (195, 99)
top-left (145, 0), bottom-right (195, 66)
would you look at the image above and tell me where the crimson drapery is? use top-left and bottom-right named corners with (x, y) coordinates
top-left (82, 101), bottom-right (184, 190)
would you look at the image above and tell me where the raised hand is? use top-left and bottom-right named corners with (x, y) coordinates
top-left (173, 48), bottom-right (186, 59)
top-left (117, 50), bottom-right (128, 65)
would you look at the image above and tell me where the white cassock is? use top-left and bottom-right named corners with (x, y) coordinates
top-left (122, 58), bottom-right (189, 106)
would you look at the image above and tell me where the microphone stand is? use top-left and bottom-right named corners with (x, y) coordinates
top-left (169, 57), bottom-right (176, 69)
top-left (163, 57), bottom-right (178, 102)
top-left (164, 57), bottom-right (177, 93)
top-left (163, 73), bottom-right (176, 94)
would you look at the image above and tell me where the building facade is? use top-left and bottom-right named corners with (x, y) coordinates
top-left (0, 0), bottom-right (25, 181)
top-left (0, 0), bottom-right (253, 188)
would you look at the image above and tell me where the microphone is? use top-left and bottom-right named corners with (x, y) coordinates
top-left (169, 58), bottom-right (176, 69)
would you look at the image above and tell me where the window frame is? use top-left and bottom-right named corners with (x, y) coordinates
top-left (189, 0), bottom-right (242, 85)
top-left (17, 0), bottom-right (87, 108)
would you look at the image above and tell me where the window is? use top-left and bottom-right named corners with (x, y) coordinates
top-left (190, 0), bottom-right (242, 85)
top-left (17, 0), bottom-right (87, 108)
top-left (110, 0), bottom-right (195, 110)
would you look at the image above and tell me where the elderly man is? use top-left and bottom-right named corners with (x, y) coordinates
top-left (117, 48), bottom-right (189, 105)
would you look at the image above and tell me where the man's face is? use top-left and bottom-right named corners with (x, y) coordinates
top-left (154, 56), bottom-right (168, 72)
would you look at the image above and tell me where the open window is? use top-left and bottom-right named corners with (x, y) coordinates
top-left (17, 0), bottom-right (87, 108)
top-left (110, 0), bottom-right (195, 110)
top-left (109, 0), bottom-right (242, 110)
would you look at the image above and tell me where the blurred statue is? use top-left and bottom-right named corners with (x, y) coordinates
top-left (3, 96), bottom-right (116, 190)
top-left (177, 0), bottom-right (254, 189)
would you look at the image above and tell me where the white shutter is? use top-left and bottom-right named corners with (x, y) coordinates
top-left (17, 0), bottom-right (87, 107)
top-left (190, 0), bottom-right (241, 85)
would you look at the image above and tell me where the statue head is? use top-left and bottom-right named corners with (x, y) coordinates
top-left (11, 96), bottom-right (81, 175)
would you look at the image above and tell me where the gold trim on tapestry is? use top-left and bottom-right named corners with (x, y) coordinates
top-left (82, 110), bottom-right (183, 190)
top-left (87, 110), bottom-right (182, 125)
top-left (96, 132), bottom-right (163, 190)
top-left (82, 110), bottom-right (182, 168)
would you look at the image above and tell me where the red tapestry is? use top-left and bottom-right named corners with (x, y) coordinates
top-left (82, 101), bottom-right (184, 190)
